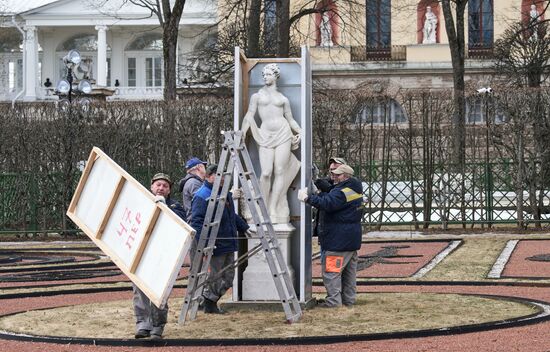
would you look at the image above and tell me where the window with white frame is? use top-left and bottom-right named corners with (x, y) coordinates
top-left (356, 99), bottom-right (407, 124)
top-left (125, 33), bottom-right (163, 88)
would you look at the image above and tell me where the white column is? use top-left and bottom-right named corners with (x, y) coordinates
top-left (24, 26), bottom-right (37, 100)
top-left (95, 25), bottom-right (108, 87)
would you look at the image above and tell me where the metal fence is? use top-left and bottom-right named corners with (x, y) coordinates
top-left (2, 160), bottom-right (550, 233)
top-left (360, 160), bottom-right (550, 229)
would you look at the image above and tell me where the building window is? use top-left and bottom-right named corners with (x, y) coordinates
top-left (127, 57), bottom-right (136, 87)
top-left (468, 0), bottom-right (493, 49)
top-left (356, 99), bottom-right (407, 124)
top-left (466, 97), bottom-right (506, 124)
top-left (366, 0), bottom-right (391, 49)
top-left (125, 33), bottom-right (163, 87)
top-left (145, 57), bottom-right (162, 87)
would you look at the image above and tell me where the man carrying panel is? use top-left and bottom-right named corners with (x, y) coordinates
top-left (133, 172), bottom-right (185, 339)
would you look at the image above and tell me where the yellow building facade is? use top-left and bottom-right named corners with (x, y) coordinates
top-left (288, 0), bottom-right (547, 90)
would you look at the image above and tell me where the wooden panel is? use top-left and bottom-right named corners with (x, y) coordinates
top-left (67, 147), bottom-right (195, 307)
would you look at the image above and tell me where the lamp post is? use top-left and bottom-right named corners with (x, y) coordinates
top-left (478, 87), bottom-right (493, 227)
top-left (56, 50), bottom-right (92, 108)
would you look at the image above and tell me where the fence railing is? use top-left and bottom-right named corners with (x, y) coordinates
top-left (359, 160), bottom-right (550, 229)
top-left (2, 160), bottom-right (550, 234)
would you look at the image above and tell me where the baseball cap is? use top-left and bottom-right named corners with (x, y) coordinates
top-left (331, 164), bottom-right (354, 176)
top-left (206, 164), bottom-right (218, 176)
top-left (329, 157), bottom-right (347, 165)
top-left (151, 173), bottom-right (172, 185)
top-left (185, 157), bottom-right (207, 170)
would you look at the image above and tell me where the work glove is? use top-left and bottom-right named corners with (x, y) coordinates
top-left (231, 188), bottom-right (243, 199)
top-left (245, 229), bottom-right (254, 238)
top-left (154, 195), bottom-right (166, 204)
top-left (297, 188), bottom-right (308, 202)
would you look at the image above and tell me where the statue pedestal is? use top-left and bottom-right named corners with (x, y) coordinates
top-left (242, 223), bottom-right (295, 300)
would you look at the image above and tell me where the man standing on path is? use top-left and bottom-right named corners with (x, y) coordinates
top-left (298, 164), bottom-right (363, 308)
top-left (133, 173), bottom-right (185, 339)
top-left (178, 157), bottom-right (207, 222)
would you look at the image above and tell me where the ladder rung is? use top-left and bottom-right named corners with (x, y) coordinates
top-left (273, 270), bottom-right (287, 276)
top-left (197, 271), bottom-right (208, 278)
top-left (204, 221), bottom-right (220, 227)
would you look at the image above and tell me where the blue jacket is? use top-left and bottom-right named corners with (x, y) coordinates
top-left (190, 181), bottom-right (249, 256)
top-left (307, 177), bottom-right (363, 252)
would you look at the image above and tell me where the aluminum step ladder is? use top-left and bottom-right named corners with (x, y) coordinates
top-left (179, 130), bottom-right (302, 324)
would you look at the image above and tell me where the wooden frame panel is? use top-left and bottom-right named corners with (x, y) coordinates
top-left (67, 147), bottom-right (194, 307)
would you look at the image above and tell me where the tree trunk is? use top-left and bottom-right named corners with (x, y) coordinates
top-left (161, 0), bottom-right (186, 101)
top-left (441, 0), bottom-right (467, 167)
top-left (276, 0), bottom-right (291, 57)
top-left (163, 29), bottom-right (179, 101)
top-left (247, 0), bottom-right (262, 57)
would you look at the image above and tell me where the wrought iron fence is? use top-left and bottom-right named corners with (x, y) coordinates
top-left (3, 160), bottom-right (550, 233)
top-left (360, 160), bottom-right (550, 229)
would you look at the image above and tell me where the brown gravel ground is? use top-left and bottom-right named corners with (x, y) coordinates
top-left (3, 237), bottom-right (550, 351)
top-left (2, 285), bottom-right (550, 352)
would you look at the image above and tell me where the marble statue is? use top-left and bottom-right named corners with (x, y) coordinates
top-left (422, 6), bottom-right (437, 44)
top-left (241, 63), bottom-right (301, 224)
top-left (320, 12), bottom-right (334, 47)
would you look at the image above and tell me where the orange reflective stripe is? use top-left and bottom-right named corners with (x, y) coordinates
top-left (325, 255), bottom-right (344, 273)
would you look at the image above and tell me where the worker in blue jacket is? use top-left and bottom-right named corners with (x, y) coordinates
top-left (190, 164), bottom-right (249, 314)
top-left (298, 164), bottom-right (363, 308)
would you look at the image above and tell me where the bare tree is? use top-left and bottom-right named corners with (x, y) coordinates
top-left (217, 0), bottom-right (365, 58)
top-left (493, 20), bottom-right (550, 88)
top-left (127, 0), bottom-right (187, 100)
top-left (439, 0), bottom-right (467, 167)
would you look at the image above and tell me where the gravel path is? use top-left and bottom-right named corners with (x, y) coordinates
top-left (3, 238), bottom-right (550, 351)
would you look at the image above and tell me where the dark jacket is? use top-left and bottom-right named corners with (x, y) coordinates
top-left (179, 173), bottom-right (203, 221)
top-left (165, 197), bottom-right (186, 220)
top-left (190, 181), bottom-right (249, 256)
top-left (307, 177), bottom-right (363, 252)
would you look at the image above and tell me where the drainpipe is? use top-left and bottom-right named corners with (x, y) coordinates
top-left (11, 15), bottom-right (26, 107)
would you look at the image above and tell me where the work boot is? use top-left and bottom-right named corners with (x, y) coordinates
top-left (203, 298), bottom-right (225, 314)
top-left (134, 329), bottom-right (150, 339)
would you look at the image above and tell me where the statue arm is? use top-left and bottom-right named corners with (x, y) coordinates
top-left (283, 97), bottom-right (301, 134)
top-left (241, 94), bottom-right (258, 136)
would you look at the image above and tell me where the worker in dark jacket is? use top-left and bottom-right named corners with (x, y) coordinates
top-left (312, 157), bottom-right (347, 242)
top-left (133, 173), bottom-right (185, 340)
top-left (178, 157), bottom-right (207, 222)
top-left (298, 164), bottom-right (363, 308)
top-left (190, 164), bottom-right (249, 314)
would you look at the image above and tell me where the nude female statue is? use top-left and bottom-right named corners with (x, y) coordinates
top-left (241, 63), bottom-right (301, 224)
